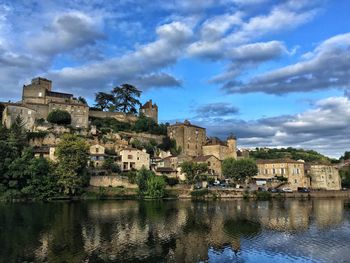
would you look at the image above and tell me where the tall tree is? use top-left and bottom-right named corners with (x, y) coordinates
top-left (94, 92), bottom-right (114, 111)
top-left (112, 84), bottom-right (141, 114)
top-left (180, 161), bottom-right (208, 184)
top-left (55, 134), bottom-right (89, 195)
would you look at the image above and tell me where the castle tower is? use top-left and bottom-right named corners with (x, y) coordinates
top-left (227, 134), bottom-right (237, 159)
top-left (140, 99), bottom-right (158, 123)
top-left (22, 77), bottom-right (52, 104)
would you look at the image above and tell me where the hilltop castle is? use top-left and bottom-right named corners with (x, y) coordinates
top-left (1, 77), bottom-right (158, 130)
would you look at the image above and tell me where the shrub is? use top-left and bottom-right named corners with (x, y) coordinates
top-left (254, 191), bottom-right (271, 200)
top-left (47, 109), bottom-right (71, 125)
top-left (190, 188), bottom-right (209, 197)
top-left (165, 177), bottom-right (179, 186)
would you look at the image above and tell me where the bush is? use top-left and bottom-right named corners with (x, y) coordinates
top-left (47, 109), bottom-right (71, 125)
top-left (191, 188), bottom-right (209, 198)
top-left (146, 176), bottom-right (166, 198)
top-left (165, 177), bottom-right (179, 186)
top-left (254, 191), bottom-right (271, 200)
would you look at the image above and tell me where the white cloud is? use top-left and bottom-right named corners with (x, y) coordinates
top-left (194, 96), bottom-right (350, 157)
top-left (224, 32), bottom-right (350, 94)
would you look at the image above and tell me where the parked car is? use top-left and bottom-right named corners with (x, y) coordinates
top-left (213, 180), bottom-right (220, 186)
top-left (282, 187), bottom-right (293, 193)
top-left (268, 188), bottom-right (279, 193)
top-left (258, 187), bottom-right (267, 192)
top-left (342, 187), bottom-right (348, 191)
top-left (194, 183), bottom-right (202, 189)
top-left (297, 187), bottom-right (310, 193)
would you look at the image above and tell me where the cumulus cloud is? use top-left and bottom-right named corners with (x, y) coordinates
top-left (46, 21), bottom-right (193, 95)
top-left (195, 102), bottom-right (239, 118)
top-left (223, 33), bottom-right (350, 94)
top-left (28, 12), bottom-right (105, 56)
top-left (194, 96), bottom-right (350, 157)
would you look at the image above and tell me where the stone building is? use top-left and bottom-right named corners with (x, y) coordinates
top-left (140, 99), bottom-right (158, 123)
top-left (202, 135), bottom-right (237, 161)
top-left (2, 77), bottom-right (89, 130)
top-left (33, 146), bottom-right (57, 162)
top-left (168, 120), bottom-right (206, 157)
top-left (306, 164), bottom-right (341, 190)
top-left (254, 159), bottom-right (310, 190)
top-left (89, 144), bottom-right (106, 167)
top-left (119, 147), bottom-right (150, 171)
top-left (193, 155), bottom-right (222, 178)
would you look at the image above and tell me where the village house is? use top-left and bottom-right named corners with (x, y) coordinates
top-left (192, 155), bottom-right (222, 178)
top-left (202, 135), bottom-right (237, 161)
top-left (306, 164), bottom-right (342, 190)
top-left (254, 159), bottom-right (310, 190)
top-left (119, 148), bottom-right (150, 171)
top-left (89, 144), bottom-right (106, 168)
top-left (33, 146), bottom-right (57, 162)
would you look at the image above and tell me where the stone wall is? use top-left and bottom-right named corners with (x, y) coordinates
top-left (89, 110), bottom-right (138, 123)
top-left (90, 176), bottom-right (138, 188)
top-left (119, 131), bottom-right (165, 144)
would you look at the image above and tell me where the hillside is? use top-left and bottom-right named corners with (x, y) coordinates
top-left (249, 147), bottom-right (335, 164)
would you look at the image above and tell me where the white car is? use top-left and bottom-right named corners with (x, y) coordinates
top-left (282, 187), bottom-right (293, 193)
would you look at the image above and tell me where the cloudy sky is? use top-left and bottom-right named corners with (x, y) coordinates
top-left (1, 0), bottom-right (349, 157)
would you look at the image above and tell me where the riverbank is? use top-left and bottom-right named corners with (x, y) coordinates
top-left (2, 186), bottom-right (350, 202)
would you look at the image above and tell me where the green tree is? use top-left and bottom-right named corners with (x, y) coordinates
top-left (146, 176), bottom-right (166, 198)
top-left (102, 157), bottom-right (121, 173)
top-left (47, 109), bottom-right (72, 125)
top-left (77, 96), bottom-right (87, 105)
top-left (112, 84), bottom-right (141, 114)
top-left (222, 158), bottom-right (258, 182)
top-left (180, 161), bottom-right (208, 184)
top-left (56, 134), bottom-right (89, 195)
top-left (340, 167), bottom-right (350, 188)
top-left (136, 166), bottom-right (153, 194)
top-left (94, 92), bottom-right (114, 111)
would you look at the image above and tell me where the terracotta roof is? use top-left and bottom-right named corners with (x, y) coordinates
top-left (193, 155), bottom-right (218, 162)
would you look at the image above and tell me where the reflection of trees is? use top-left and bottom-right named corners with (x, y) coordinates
top-left (0, 199), bottom-right (347, 262)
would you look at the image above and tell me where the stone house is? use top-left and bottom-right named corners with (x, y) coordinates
top-left (306, 164), bottom-right (341, 190)
top-left (168, 120), bottom-right (206, 157)
top-left (193, 155), bottom-right (222, 178)
top-left (119, 148), bottom-right (150, 171)
top-left (254, 159), bottom-right (310, 190)
top-left (202, 135), bottom-right (237, 161)
top-left (33, 146), bottom-right (57, 162)
top-left (89, 144), bottom-right (106, 167)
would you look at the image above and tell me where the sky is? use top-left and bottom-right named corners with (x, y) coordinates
top-left (0, 0), bottom-right (349, 158)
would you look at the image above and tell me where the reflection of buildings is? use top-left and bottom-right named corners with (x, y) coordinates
top-left (31, 199), bottom-right (346, 262)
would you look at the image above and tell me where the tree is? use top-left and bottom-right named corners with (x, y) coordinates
top-left (340, 167), bottom-right (350, 188)
top-left (222, 158), bottom-right (258, 182)
top-left (102, 157), bottom-right (121, 173)
top-left (55, 134), bottom-right (89, 195)
top-left (112, 84), bottom-right (141, 114)
top-left (146, 176), bottom-right (166, 198)
top-left (136, 166), bottom-right (153, 194)
top-left (47, 109), bottom-right (71, 125)
top-left (94, 92), bottom-right (114, 111)
top-left (180, 161), bottom-right (208, 184)
top-left (77, 96), bottom-right (87, 105)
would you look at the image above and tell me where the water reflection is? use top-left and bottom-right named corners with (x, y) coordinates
top-left (0, 199), bottom-right (349, 262)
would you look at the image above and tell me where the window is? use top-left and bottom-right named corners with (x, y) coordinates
top-left (96, 147), bottom-right (99, 153)
top-left (128, 155), bottom-right (133, 160)
top-left (38, 92), bottom-right (42, 97)
top-left (272, 168), bottom-right (276, 174)
top-left (295, 179), bottom-right (297, 183)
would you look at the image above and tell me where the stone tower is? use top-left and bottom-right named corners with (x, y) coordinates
top-left (22, 77), bottom-right (52, 104)
top-left (140, 99), bottom-right (158, 123)
top-left (227, 134), bottom-right (237, 159)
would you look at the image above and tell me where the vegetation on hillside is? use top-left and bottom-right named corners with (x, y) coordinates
top-left (136, 167), bottom-right (166, 198)
top-left (249, 147), bottom-right (333, 164)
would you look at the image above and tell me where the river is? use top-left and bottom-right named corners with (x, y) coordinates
top-left (0, 198), bottom-right (349, 263)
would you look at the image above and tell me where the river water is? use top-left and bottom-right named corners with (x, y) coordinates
top-left (0, 199), bottom-right (349, 263)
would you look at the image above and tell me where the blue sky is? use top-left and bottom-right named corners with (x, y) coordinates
top-left (0, 0), bottom-right (350, 157)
